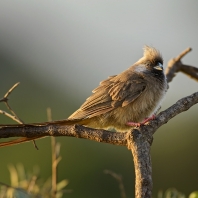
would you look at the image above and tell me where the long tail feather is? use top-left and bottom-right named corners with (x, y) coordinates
top-left (0, 119), bottom-right (83, 148)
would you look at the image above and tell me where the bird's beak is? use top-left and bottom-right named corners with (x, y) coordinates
top-left (154, 62), bottom-right (163, 70)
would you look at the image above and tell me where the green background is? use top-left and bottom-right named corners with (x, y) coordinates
top-left (0, 1), bottom-right (198, 197)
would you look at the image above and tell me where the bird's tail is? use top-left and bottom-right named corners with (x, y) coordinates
top-left (0, 119), bottom-right (83, 148)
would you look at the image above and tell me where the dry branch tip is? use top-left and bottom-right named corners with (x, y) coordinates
top-left (175, 47), bottom-right (192, 61)
top-left (4, 82), bottom-right (20, 99)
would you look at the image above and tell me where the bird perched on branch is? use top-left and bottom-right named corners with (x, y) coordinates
top-left (65, 45), bottom-right (167, 131)
top-left (0, 46), bottom-right (167, 147)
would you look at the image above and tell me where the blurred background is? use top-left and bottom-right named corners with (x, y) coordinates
top-left (0, 1), bottom-right (198, 197)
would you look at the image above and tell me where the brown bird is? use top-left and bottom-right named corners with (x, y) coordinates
top-left (0, 46), bottom-right (167, 147)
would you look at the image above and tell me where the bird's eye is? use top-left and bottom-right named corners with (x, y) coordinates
top-left (158, 62), bottom-right (163, 68)
top-left (154, 62), bottom-right (163, 71)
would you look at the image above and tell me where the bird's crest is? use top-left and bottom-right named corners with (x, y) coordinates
top-left (143, 45), bottom-right (163, 64)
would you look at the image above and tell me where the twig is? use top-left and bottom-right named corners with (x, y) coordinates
top-left (4, 102), bottom-right (24, 124)
top-left (104, 170), bottom-right (126, 198)
top-left (0, 110), bottom-right (23, 123)
top-left (32, 139), bottom-right (39, 150)
top-left (0, 83), bottom-right (23, 124)
top-left (0, 137), bottom-right (44, 147)
top-left (180, 64), bottom-right (198, 82)
top-left (165, 47), bottom-right (192, 83)
top-left (175, 47), bottom-right (192, 61)
top-left (0, 82), bottom-right (20, 102)
top-left (0, 83), bottom-right (38, 149)
top-left (47, 108), bottom-right (57, 198)
top-left (1, 83), bottom-right (23, 123)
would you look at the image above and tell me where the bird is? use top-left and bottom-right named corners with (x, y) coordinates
top-left (0, 46), bottom-right (167, 147)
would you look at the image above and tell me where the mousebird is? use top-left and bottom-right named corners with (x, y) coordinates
top-left (0, 46), bottom-right (167, 147)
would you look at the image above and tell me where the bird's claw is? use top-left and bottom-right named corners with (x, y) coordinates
top-left (126, 115), bottom-right (156, 127)
top-left (141, 115), bottom-right (156, 124)
top-left (126, 122), bottom-right (141, 127)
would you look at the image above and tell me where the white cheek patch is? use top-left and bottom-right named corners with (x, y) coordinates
top-left (134, 66), bottom-right (146, 73)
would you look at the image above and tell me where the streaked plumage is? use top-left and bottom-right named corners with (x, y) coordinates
top-left (67, 46), bottom-right (167, 131)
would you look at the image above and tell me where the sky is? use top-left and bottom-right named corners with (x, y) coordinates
top-left (0, 1), bottom-right (197, 102)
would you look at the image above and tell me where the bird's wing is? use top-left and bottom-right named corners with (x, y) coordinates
top-left (69, 72), bottom-right (146, 119)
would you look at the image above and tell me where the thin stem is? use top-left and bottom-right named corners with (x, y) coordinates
top-left (0, 110), bottom-right (23, 123)
top-left (104, 170), bottom-right (126, 198)
top-left (0, 83), bottom-right (38, 149)
top-left (47, 108), bottom-right (57, 198)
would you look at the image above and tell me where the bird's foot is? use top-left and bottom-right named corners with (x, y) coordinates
top-left (126, 122), bottom-right (141, 127)
top-left (126, 115), bottom-right (156, 127)
top-left (141, 115), bottom-right (156, 124)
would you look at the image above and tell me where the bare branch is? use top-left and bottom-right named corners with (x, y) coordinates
top-left (0, 124), bottom-right (127, 146)
top-left (175, 47), bottom-right (192, 61)
top-left (0, 137), bottom-right (45, 147)
top-left (180, 64), bottom-right (198, 82)
top-left (4, 102), bottom-right (24, 124)
top-left (0, 91), bottom-right (197, 143)
top-left (0, 82), bottom-right (20, 102)
top-left (104, 170), bottom-right (126, 198)
top-left (0, 83), bottom-right (23, 124)
top-left (0, 110), bottom-right (23, 123)
top-left (0, 83), bottom-right (39, 149)
top-left (47, 107), bottom-right (58, 198)
top-left (164, 47), bottom-right (198, 85)
top-left (152, 91), bottom-right (198, 132)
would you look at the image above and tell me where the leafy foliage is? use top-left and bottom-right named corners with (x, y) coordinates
top-left (0, 163), bottom-right (69, 198)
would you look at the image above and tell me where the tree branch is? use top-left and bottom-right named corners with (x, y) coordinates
top-left (0, 91), bottom-right (197, 143)
top-left (0, 82), bottom-right (39, 149)
top-left (165, 47), bottom-right (196, 83)
top-left (180, 64), bottom-right (198, 82)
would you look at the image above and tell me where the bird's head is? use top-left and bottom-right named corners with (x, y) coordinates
top-left (136, 46), bottom-right (164, 72)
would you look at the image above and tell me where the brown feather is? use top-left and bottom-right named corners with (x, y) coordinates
top-left (68, 46), bottom-right (167, 131)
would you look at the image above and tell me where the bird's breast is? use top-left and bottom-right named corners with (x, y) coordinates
top-left (107, 75), bottom-right (166, 129)
top-left (82, 74), bottom-right (167, 132)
